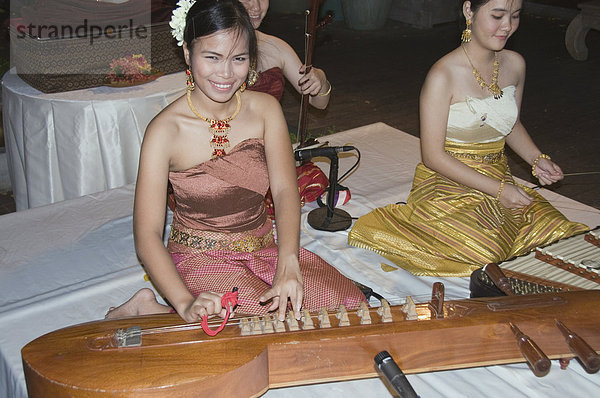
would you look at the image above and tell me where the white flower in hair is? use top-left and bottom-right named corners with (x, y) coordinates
top-left (170, 0), bottom-right (196, 46)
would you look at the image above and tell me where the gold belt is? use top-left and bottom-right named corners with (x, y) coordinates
top-left (169, 225), bottom-right (274, 252)
top-left (445, 149), bottom-right (505, 164)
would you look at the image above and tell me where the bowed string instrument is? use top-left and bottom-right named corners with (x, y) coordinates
top-left (297, 0), bottom-right (333, 148)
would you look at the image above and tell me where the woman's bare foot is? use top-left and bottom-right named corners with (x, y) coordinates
top-left (105, 288), bottom-right (171, 319)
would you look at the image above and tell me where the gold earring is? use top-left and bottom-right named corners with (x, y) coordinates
top-left (461, 19), bottom-right (472, 43)
top-left (186, 68), bottom-right (195, 91)
top-left (246, 62), bottom-right (258, 87)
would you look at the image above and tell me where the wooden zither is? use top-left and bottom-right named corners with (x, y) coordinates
top-left (22, 286), bottom-right (600, 397)
top-left (471, 228), bottom-right (600, 296)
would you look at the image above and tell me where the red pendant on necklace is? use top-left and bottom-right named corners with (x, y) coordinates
top-left (186, 90), bottom-right (241, 159)
top-left (209, 120), bottom-right (231, 158)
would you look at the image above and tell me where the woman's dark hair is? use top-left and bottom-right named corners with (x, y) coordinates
top-left (465, 0), bottom-right (491, 14)
top-left (184, 0), bottom-right (257, 67)
top-left (462, 0), bottom-right (521, 15)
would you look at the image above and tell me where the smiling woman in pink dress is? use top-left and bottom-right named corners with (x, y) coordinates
top-left (106, 0), bottom-right (365, 323)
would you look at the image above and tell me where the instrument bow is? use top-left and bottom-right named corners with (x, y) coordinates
top-left (297, 0), bottom-right (333, 148)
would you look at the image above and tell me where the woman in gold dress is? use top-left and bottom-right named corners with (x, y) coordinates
top-left (348, 0), bottom-right (588, 277)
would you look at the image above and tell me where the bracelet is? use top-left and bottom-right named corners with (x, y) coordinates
top-left (317, 80), bottom-right (332, 96)
top-left (495, 179), bottom-right (505, 201)
top-left (531, 153), bottom-right (551, 178)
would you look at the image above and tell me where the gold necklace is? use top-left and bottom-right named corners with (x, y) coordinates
top-left (461, 45), bottom-right (503, 100)
top-left (186, 90), bottom-right (242, 158)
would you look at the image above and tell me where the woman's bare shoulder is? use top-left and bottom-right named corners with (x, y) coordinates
top-left (500, 49), bottom-right (525, 73)
top-left (421, 48), bottom-right (469, 107)
top-left (256, 30), bottom-right (296, 65)
top-left (424, 49), bottom-right (462, 88)
top-left (144, 95), bottom-right (187, 142)
top-left (256, 30), bottom-right (290, 49)
top-left (497, 49), bottom-right (525, 86)
top-left (500, 49), bottom-right (525, 64)
top-left (243, 89), bottom-right (282, 113)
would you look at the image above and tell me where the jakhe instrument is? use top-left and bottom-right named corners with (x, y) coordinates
top-left (22, 287), bottom-right (600, 397)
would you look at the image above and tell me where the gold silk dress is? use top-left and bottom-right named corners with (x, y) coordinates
top-left (348, 86), bottom-right (588, 276)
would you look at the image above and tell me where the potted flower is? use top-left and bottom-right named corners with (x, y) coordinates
top-left (107, 54), bottom-right (163, 87)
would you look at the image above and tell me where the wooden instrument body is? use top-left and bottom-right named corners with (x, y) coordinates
top-left (22, 291), bottom-right (600, 397)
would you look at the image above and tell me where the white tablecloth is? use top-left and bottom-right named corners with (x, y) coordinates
top-left (1, 68), bottom-right (186, 211)
top-left (1, 123), bottom-right (599, 397)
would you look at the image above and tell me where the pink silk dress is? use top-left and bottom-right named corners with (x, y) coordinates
top-left (167, 139), bottom-right (366, 315)
top-left (166, 67), bottom-right (285, 212)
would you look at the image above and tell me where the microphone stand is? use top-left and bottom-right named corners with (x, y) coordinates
top-left (307, 153), bottom-right (352, 232)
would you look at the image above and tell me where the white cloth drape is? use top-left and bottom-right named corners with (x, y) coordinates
top-left (2, 68), bottom-right (186, 210)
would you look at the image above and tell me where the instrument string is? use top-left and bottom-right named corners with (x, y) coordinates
top-left (132, 294), bottom-right (479, 338)
top-left (562, 171), bottom-right (600, 177)
top-left (526, 170), bottom-right (599, 184)
top-left (123, 261), bottom-right (600, 339)
top-left (527, 197), bottom-right (600, 214)
top-left (528, 170), bottom-right (600, 190)
top-left (511, 178), bottom-right (600, 215)
top-left (140, 317), bottom-right (246, 335)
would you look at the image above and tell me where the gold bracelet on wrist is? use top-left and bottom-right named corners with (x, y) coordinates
top-left (317, 80), bottom-right (332, 96)
top-left (531, 153), bottom-right (551, 178)
top-left (495, 179), bottom-right (505, 201)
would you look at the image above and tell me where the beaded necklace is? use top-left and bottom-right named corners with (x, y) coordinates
top-left (186, 90), bottom-right (242, 158)
top-left (462, 45), bottom-right (503, 100)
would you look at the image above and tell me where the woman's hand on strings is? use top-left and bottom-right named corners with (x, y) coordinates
top-left (180, 291), bottom-right (228, 323)
top-left (259, 254), bottom-right (304, 321)
top-left (298, 65), bottom-right (327, 96)
top-left (534, 157), bottom-right (564, 186)
top-left (499, 183), bottom-right (533, 209)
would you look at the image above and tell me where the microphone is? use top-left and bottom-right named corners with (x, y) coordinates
top-left (294, 145), bottom-right (355, 161)
top-left (374, 351), bottom-right (419, 398)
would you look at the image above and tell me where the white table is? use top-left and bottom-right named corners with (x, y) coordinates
top-left (1, 123), bottom-right (599, 397)
top-left (1, 68), bottom-right (186, 211)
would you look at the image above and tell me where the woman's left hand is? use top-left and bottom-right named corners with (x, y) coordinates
top-left (259, 254), bottom-right (304, 321)
top-left (534, 157), bottom-right (564, 186)
top-left (298, 65), bottom-right (327, 96)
